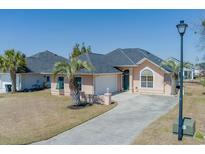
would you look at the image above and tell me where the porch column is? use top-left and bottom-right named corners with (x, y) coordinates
top-left (129, 68), bottom-right (133, 92)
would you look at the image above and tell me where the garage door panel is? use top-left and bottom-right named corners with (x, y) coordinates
top-left (95, 75), bottom-right (117, 95)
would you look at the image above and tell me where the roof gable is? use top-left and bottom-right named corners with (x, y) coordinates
top-left (26, 50), bottom-right (67, 73)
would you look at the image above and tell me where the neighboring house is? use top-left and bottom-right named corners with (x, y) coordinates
top-left (166, 57), bottom-right (195, 80)
top-left (194, 63), bottom-right (205, 77)
top-left (0, 51), bottom-right (67, 93)
top-left (51, 48), bottom-right (173, 96)
top-left (194, 65), bottom-right (201, 77)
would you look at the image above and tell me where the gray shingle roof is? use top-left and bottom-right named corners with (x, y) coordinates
top-left (78, 53), bottom-right (121, 74)
top-left (104, 49), bottom-right (134, 66)
top-left (77, 48), bottom-right (171, 74)
top-left (1, 48), bottom-right (171, 74)
top-left (166, 57), bottom-right (180, 63)
top-left (26, 50), bottom-right (67, 73)
top-left (105, 48), bottom-right (171, 72)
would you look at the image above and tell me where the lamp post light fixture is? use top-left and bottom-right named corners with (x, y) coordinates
top-left (176, 20), bottom-right (188, 140)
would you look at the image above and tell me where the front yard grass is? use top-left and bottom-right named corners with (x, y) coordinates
top-left (133, 81), bottom-right (205, 144)
top-left (0, 90), bottom-right (117, 145)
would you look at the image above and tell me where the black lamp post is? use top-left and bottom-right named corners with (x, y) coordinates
top-left (176, 20), bottom-right (188, 140)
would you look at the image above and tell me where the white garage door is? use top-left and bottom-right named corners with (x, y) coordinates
top-left (95, 75), bottom-right (117, 95)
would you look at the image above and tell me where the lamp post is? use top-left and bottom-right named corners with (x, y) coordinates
top-left (176, 20), bottom-right (188, 140)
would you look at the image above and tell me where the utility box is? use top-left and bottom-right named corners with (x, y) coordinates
top-left (173, 117), bottom-right (196, 136)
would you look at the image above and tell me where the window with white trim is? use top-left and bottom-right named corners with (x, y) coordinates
top-left (141, 69), bottom-right (153, 88)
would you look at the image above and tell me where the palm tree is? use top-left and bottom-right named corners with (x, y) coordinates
top-left (53, 58), bottom-right (93, 106)
top-left (0, 49), bottom-right (26, 92)
top-left (71, 43), bottom-right (91, 58)
top-left (53, 44), bottom-right (93, 106)
top-left (161, 60), bottom-right (192, 95)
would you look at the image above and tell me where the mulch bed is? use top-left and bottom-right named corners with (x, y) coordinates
top-left (67, 103), bottom-right (93, 110)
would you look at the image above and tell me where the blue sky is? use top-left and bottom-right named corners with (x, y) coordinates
top-left (0, 9), bottom-right (204, 63)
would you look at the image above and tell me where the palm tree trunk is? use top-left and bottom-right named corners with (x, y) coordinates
top-left (171, 75), bottom-right (177, 95)
top-left (10, 71), bottom-right (17, 93)
top-left (71, 90), bottom-right (81, 106)
top-left (69, 78), bottom-right (81, 106)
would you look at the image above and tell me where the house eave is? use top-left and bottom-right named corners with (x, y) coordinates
top-left (114, 65), bottom-right (138, 67)
top-left (77, 72), bottom-right (122, 75)
top-left (50, 72), bottom-right (122, 76)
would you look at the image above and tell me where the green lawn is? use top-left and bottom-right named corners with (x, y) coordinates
top-left (0, 90), bottom-right (117, 144)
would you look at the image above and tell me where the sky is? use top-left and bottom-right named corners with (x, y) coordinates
top-left (0, 9), bottom-right (204, 63)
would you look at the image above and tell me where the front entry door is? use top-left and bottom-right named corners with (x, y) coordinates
top-left (123, 70), bottom-right (129, 91)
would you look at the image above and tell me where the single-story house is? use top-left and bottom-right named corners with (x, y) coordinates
top-left (51, 48), bottom-right (173, 96)
top-left (166, 57), bottom-right (194, 80)
top-left (0, 51), bottom-right (67, 93)
top-left (194, 65), bottom-right (201, 77)
top-left (194, 63), bottom-right (205, 77)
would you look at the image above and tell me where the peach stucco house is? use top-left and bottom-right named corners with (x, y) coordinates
top-left (51, 48), bottom-right (172, 97)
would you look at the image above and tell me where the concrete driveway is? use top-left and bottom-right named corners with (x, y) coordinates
top-left (33, 93), bottom-right (177, 145)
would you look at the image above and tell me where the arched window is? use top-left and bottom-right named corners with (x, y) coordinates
top-left (141, 69), bottom-right (153, 88)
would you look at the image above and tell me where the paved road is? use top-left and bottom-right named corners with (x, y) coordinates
top-left (33, 93), bottom-right (177, 145)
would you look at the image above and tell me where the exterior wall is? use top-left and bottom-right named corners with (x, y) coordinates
top-left (0, 73), bottom-right (21, 93)
top-left (117, 74), bottom-right (123, 91)
top-left (0, 73), bottom-right (50, 93)
top-left (124, 60), bottom-right (171, 95)
top-left (164, 73), bottom-right (172, 95)
top-left (20, 73), bottom-right (48, 90)
top-left (133, 60), bottom-right (162, 94)
top-left (63, 77), bottom-right (70, 96)
top-left (118, 63), bottom-right (172, 96)
top-left (132, 60), bottom-right (171, 95)
top-left (82, 75), bottom-right (94, 95)
top-left (51, 74), bottom-right (65, 96)
top-left (50, 74), bottom-right (122, 96)
top-left (51, 74), bottom-right (94, 96)
top-left (0, 73), bottom-right (11, 93)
